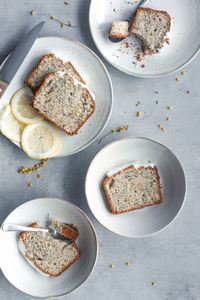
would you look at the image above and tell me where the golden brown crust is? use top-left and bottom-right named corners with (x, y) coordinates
top-left (20, 222), bottom-right (39, 240)
top-left (25, 53), bottom-right (85, 90)
top-left (25, 54), bottom-right (59, 90)
top-left (131, 7), bottom-right (171, 33)
top-left (20, 222), bottom-right (81, 277)
top-left (62, 224), bottom-right (79, 241)
top-left (109, 33), bottom-right (130, 38)
top-left (32, 73), bottom-right (95, 136)
top-left (66, 61), bottom-right (85, 84)
top-left (103, 165), bottom-right (162, 214)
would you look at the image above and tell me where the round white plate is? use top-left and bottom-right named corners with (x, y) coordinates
top-left (0, 36), bottom-right (113, 157)
top-left (89, 0), bottom-right (200, 77)
top-left (0, 198), bottom-right (98, 298)
top-left (85, 137), bottom-right (186, 238)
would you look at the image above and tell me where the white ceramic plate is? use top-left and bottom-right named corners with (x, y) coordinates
top-left (0, 198), bottom-right (98, 298)
top-left (85, 137), bottom-right (186, 238)
top-left (0, 36), bottom-right (113, 157)
top-left (89, 0), bottom-right (200, 77)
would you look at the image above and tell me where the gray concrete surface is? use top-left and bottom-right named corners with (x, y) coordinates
top-left (0, 1), bottom-right (200, 299)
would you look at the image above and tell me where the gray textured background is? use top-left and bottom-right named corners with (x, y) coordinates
top-left (0, 1), bottom-right (200, 299)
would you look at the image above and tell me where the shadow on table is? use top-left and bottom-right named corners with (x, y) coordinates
top-left (62, 146), bottom-right (97, 223)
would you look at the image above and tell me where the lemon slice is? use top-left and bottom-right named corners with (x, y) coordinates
top-left (0, 104), bottom-right (25, 142)
top-left (11, 87), bottom-right (43, 124)
top-left (21, 120), bottom-right (60, 159)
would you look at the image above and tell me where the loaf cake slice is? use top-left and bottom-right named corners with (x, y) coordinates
top-left (48, 219), bottom-right (79, 241)
top-left (131, 7), bottom-right (171, 54)
top-left (32, 72), bottom-right (95, 135)
top-left (26, 53), bottom-right (85, 90)
top-left (103, 165), bottom-right (162, 214)
top-left (20, 222), bottom-right (81, 277)
top-left (109, 21), bottom-right (130, 38)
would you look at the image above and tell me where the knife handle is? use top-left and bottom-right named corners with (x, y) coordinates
top-left (0, 81), bottom-right (8, 99)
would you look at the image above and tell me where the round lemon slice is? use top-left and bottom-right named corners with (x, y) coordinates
top-left (11, 87), bottom-right (43, 124)
top-left (0, 104), bottom-right (25, 142)
top-left (21, 120), bottom-right (60, 159)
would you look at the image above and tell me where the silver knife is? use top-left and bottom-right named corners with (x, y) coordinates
top-left (0, 21), bottom-right (45, 99)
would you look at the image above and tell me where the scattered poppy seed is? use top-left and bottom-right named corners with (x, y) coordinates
top-left (156, 100), bottom-right (159, 104)
top-left (155, 91), bottom-right (159, 94)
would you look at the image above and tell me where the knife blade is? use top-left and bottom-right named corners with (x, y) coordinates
top-left (0, 21), bottom-right (45, 99)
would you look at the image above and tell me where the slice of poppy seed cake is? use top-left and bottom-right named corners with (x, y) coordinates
top-left (26, 53), bottom-right (85, 90)
top-left (32, 73), bottom-right (95, 135)
top-left (103, 165), bottom-right (162, 214)
top-left (20, 222), bottom-right (81, 277)
top-left (131, 7), bottom-right (171, 54)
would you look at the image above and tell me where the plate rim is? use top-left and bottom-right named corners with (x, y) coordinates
top-left (85, 136), bottom-right (187, 238)
top-left (0, 36), bottom-right (113, 158)
top-left (89, 0), bottom-right (200, 78)
top-left (0, 197), bottom-right (98, 299)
